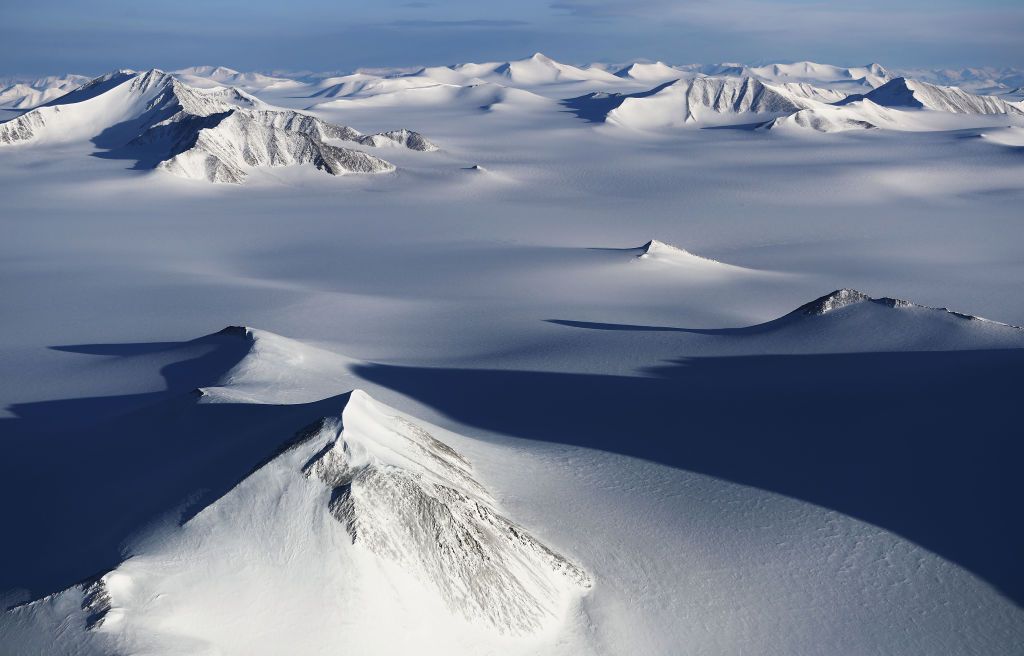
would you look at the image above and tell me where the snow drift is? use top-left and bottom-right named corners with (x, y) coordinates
top-left (631, 239), bottom-right (761, 277)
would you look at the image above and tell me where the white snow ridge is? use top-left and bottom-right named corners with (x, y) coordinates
top-left (0, 69), bottom-right (438, 183)
top-left (306, 392), bottom-right (590, 633)
top-left (850, 77), bottom-right (1024, 114)
top-left (2, 376), bottom-right (590, 655)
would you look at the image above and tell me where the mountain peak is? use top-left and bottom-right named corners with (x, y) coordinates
top-left (794, 289), bottom-right (873, 315)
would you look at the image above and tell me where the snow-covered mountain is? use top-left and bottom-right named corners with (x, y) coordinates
top-left (592, 77), bottom-right (816, 129)
top-left (0, 74), bottom-right (90, 110)
top-left (0, 327), bottom-right (590, 655)
top-left (171, 65), bottom-right (304, 91)
top-left (0, 69), bottom-right (438, 183)
top-left (709, 288), bottom-right (1024, 353)
top-left (4, 295), bottom-right (1022, 655)
top-left (761, 98), bottom-right (902, 132)
top-left (742, 61), bottom-right (891, 89)
top-left (2, 50), bottom-right (1024, 656)
top-left (11, 57), bottom-right (1000, 138)
top-left (614, 61), bottom-right (686, 84)
top-left (890, 66), bottom-right (1024, 94)
top-left (845, 77), bottom-right (1024, 115)
top-left (455, 52), bottom-right (623, 87)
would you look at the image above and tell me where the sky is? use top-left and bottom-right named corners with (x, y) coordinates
top-left (1, 0), bottom-right (1021, 75)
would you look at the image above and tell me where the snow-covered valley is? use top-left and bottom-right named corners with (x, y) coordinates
top-left (1, 53), bottom-right (1023, 655)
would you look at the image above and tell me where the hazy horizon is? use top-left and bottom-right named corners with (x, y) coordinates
top-left (1, 0), bottom-right (1021, 76)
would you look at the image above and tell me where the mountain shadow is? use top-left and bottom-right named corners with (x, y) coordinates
top-left (354, 347), bottom-right (1024, 605)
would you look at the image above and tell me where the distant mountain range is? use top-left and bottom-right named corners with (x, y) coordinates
top-left (1, 55), bottom-right (1021, 183)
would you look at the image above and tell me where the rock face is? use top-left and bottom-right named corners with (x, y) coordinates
top-left (359, 128), bottom-right (440, 151)
top-left (790, 288), bottom-right (990, 320)
top-left (794, 289), bottom-right (875, 315)
top-left (156, 111), bottom-right (396, 183)
top-left (304, 392), bottom-right (590, 634)
top-left (2, 388), bottom-right (590, 652)
top-left (0, 69), bottom-right (438, 183)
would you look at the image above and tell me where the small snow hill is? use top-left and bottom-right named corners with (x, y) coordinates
top-left (455, 52), bottom-right (622, 87)
top-left (712, 288), bottom-right (1024, 353)
top-left (613, 61), bottom-right (685, 84)
top-left (626, 239), bottom-right (763, 278)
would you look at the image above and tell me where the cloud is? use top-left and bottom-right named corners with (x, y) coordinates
top-left (549, 0), bottom-right (1024, 47)
top-left (389, 19), bottom-right (530, 28)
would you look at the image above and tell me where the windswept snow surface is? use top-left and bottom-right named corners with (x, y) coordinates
top-left (2, 54), bottom-right (1024, 656)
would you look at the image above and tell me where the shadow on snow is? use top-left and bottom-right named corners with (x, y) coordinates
top-left (353, 346), bottom-right (1024, 606)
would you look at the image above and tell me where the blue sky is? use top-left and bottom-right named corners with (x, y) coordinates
top-left (2, 0), bottom-right (1021, 75)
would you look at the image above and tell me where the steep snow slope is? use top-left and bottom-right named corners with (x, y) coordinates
top-left (5, 314), bottom-right (1022, 655)
top-left (3, 55), bottom-right (1024, 656)
top-left (156, 110), bottom-right (396, 183)
top-left (772, 81), bottom-right (847, 103)
top-left (0, 329), bottom-right (591, 655)
top-left (0, 70), bottom-right (215, 145)
top-left (605, 76), bottom-right (814, 129)
top-left (849, 77), bottom-right (1024, 114)
top-left (0, 69), bottom-right (438, 182)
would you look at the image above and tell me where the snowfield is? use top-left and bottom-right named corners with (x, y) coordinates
top-left (1, 53), bottom-right (1023, 655)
